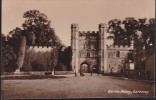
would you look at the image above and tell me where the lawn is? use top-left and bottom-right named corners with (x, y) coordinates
top-left (1, 74), bottom-right (67, 80)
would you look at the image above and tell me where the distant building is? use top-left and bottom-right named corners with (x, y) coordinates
top-left (71, 23), bottom-right (134, 74)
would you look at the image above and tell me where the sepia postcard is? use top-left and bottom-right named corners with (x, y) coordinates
top-left (1, 0), bottom-right (155, 99)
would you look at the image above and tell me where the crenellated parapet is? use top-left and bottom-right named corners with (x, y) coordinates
top-left (79, 31), bottom-right (99, 37)
top-left (79, 31), bottom-right (98, 34)
top-left (107, 45), bottom-right (134, 50)
top-left (70, 23), bottom-right (136, 74)
top-left (27, 46), bottom-right (53, 52)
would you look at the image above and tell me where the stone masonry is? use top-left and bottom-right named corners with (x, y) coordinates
top-left (71, 23), bottom-right (134, 75)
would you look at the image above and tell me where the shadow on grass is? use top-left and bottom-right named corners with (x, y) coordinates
top-left (1, 75), bottom-right (67, 80)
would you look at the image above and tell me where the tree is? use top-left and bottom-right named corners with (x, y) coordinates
top-left (1, 10), bottom-right (66, 73)
top-left (145, 18), bottom-right (155, 55)
top-left (148, 18), bottom-right (155, 46)
top-left (108, 19), bottom-right (127, 46)
top-left (22, 10), bottom-right (62, 47)
top-left (1, 33), bottom-right (21, 72)
top-left (134, 18), bottom-right (155, 71)
top-left (122, 17), bottom-right (138, 47)
top-left (56, 46), bottom-right (72, 71)
top-left (108, 17), bottom-right (155, 73)
top-left (22, 10), bottom-right (50, 45)
top-left (7, 28), bottom-right (27, 71)
top-left (1, 34), bottom-right (6, 46)
top-left (7, 27), bottom-right (22, 53)
top-left (110, 17), bottom-right (138, 52)
top-left (1, 44), bottom-right (17, 72)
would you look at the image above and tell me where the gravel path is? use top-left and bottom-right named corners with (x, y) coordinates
top-left (1, 73), bottom-right (155, 99)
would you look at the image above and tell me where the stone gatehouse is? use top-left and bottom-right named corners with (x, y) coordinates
top-left (71, 23), bottom-right (134, 74)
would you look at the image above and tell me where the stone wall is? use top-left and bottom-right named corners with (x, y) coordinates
top-left (71, 23), bottom-right (134, 74)
top-left (106, 45), bottom-right (132, 73)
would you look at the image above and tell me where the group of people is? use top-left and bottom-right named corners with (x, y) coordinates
top-left (74, 67), bottom-right (100, 77)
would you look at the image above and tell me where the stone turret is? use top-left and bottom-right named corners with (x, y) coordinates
top-left (99, 23), bottom-right (107, 73)
top-left (70, 23), bottom-right (134, 75)
top-left (71, 23), bottom-right (79, 75)
top-left (71, 23), bottom-right (79, 50)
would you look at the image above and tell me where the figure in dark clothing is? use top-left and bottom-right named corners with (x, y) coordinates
top-left (90, 66), bottom-right (93, 76)
top-left (80, 67), bottom-right (85, 77)
top-left (75, 71), bottom-right (77, 77)
top-left (97, 70), bottom-right (100, 76)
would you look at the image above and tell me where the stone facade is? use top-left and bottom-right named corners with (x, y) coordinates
top-left (106, 45), bottom-right (133, 73)
top-left (71, 23), bottom-right (134, 74)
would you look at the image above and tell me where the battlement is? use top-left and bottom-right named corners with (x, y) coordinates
top-left (107, 45), bottom-right (134, 50)
top-left (27, 46), bottom-right (53, 52)
top-left (79, 31), bottom-right (98, 34)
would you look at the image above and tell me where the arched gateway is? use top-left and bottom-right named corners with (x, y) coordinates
top-left (71, 23), bottom-right (134, 75)
top-left (71, 23), bottom-right (106, 75)
top-left (80, 62), bottom-right (90, 73)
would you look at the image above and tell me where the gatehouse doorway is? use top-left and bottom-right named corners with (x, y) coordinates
top-left (80, 63), bottom-right (90, 73)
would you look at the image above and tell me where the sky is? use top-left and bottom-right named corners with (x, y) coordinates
top-left (2, 0), bottom-right (155, 46)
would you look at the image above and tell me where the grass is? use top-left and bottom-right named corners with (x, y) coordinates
top-left (1, 74), bottom-right (67, 80)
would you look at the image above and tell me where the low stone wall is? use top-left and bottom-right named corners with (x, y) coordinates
top-left (54, 71), bottom-right (73, 75)
top-left (2, 72), bottom-right (27, 75)
top-left (31, 71), bottom-right (73, 75)
top-left (2, 71), bottom-right (74, 75)
top-left (31, 71), bottom-right (45, 75)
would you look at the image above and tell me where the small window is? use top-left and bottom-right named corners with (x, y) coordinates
top-left (84, 44), bottom-right (85, 49)
top-left (87, 52), bottom-right (90, 57)
top-left (88, 44), bottom-right (91, 49)
top-left (108, 53), bottom-right (110, 57)
top-left (116, 51), bottom-right (120, 57)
